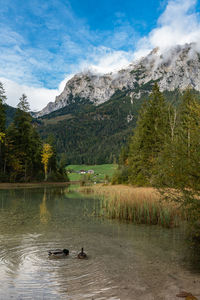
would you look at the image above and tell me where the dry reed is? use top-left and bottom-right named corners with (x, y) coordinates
top-left (80, 185), bottom-right (182, 227)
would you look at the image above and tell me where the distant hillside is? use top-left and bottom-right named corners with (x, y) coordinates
top-left (5, 90), bottom-right (200, 165)
top-left (36, 88), bottom-right (186, 164)
top-left (5, 104), bottom-right (17, 127)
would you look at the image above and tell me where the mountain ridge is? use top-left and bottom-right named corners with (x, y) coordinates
top-left (35, 42), bottom-right (200, 117)
top-left (31, 42), bottom-right (200, 164)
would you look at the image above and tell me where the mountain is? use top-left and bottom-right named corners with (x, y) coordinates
top-left (36, 42), bottom-right (200, 117)
top-left (35, 43), bottom-right (200, 164)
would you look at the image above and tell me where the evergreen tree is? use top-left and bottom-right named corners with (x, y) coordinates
top-left (9, 94), bottom-right (42, 181)
top-left (44, 134), bottom-right (69, 182)
top-left (45, 134), bottom-right (57, 173)
top-left (17, 94), bottom-right (30, 112)
top-left (5, 123), bottom-right (22, 181)
top-left (112, 145), bottom-right (129, 184)
top-left (156, 89), bottom-right (200, 244)
top-left (153, 104), bottom-right (178, 187)
top-left (156, 89), bottom-right (200, 188)
top-left (176, 89), bottom-right (200, 186)
top-left (128, 83), bottom-right (169, 185)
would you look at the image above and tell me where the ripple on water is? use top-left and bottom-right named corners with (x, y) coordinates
top-left (0, 187), bottom-right (200, 300)
top-left (0, 234), bottom-right (120, 299)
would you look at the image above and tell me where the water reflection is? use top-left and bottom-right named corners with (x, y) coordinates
top-left (0, 186), bottom-right (199, 300)
top-left (40, 188), bottom-right (51, 224)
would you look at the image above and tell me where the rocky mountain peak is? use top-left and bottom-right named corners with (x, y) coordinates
top-left (35, 42), bottom-right (200, 117)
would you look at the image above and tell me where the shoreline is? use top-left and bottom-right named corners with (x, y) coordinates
top-left (0, 181), bottom-right (77, 189)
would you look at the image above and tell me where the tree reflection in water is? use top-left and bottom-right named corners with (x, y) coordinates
top-left (40, 188), bottom-right (51, 224)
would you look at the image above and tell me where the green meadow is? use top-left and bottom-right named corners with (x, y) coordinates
top-left (66, 164), bottom-right (117, 182)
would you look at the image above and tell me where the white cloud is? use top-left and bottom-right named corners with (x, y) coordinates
top-left (79, 47), bottom-right (135, 74)
top-left (74, 0), bottom-right (200, 74)
top-left (2, 0), bottom-right (200, 111)
top-left (57, 75), bottom-right (74, 93)
top-left (134, 0), bottom-right (200, 59)
top-left (0, 76), bottom-right (73, 111)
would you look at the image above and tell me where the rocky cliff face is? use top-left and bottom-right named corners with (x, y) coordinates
top-left (35, 42), bottom-right (200, 117)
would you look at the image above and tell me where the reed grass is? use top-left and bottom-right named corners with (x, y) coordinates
top-left (80, 185), bottom-right (182, 227)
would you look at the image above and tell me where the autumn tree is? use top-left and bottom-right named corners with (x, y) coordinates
top-left (0, 133), bottom-right (5, 143)
top-left (41, 143), bottom-right (53, 181)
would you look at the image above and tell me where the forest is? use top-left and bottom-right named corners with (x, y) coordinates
top-left (0, 83), bottom-right (68, 183)
top-left (113, 84), bottom-right (200, 243)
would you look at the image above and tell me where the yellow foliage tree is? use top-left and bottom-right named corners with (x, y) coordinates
top-left (41, 143), bottom-right (53, 181)
top-left (0, 132), bottom-right (5, 143)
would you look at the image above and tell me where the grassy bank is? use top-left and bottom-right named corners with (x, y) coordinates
top-left (81, 185), bottom-right (182, 228)
top-left (66, 164), bottom-right (117, 182)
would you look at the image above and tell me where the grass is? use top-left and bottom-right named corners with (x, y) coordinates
top-left (66, 164), bottom-right (118, 182)
top-left (42, 114), bottom-right (73, 125)
top-left (80, 185), bottom-right (182, 228)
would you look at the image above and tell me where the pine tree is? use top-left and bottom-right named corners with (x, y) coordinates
top-left (177, 89), bottom-right (200, 185)
top-left (128, 84), bottom-right (169, 185)
top-left (4, 123), bottom-right (21, 181)
top-left (9, 94), bottom-right (42, 181)
top-left (161, 89), bottom-right (200, 188)
top-left (153, 104), bottom-right (178, 187)
top-left (157, 89), bottom-right (200, 244)
top-left (17, 94), bottom-right (30, 112)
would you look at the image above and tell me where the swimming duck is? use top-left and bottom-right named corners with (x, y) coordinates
top-left (78, 248), bottom-right (87, 259)
top-left (48, 249), bottom-right (69, 257)
top-left (176, 291), bottom-right (198, 300)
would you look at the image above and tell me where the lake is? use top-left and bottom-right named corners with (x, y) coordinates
top-left (0, 186), bottom-right (199, 300)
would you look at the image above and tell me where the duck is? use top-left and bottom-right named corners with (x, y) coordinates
top-left (176, 291), bottom-right (198, 300)
top-left (78, 248), bottom-right (87, 259)
top-left (48, 249), bottom-right (69, 257)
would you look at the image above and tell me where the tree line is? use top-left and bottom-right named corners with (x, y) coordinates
top-left (0, 83), bottom-right (68, 182)
top-left (113, 83), bottom-right (200, 244)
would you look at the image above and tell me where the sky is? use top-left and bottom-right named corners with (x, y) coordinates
top-left (0, 0), bottom-right (200, 111)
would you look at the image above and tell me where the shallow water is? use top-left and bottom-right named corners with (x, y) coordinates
top-left (0, 186), bottom-right (199, 300)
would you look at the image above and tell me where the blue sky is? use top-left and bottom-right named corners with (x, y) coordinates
top-left (0, 0), bottom-right (200, 110)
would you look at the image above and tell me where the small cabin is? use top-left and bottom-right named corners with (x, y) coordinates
top-left (87, 170), bottom-right (94, 174)
top-left (79, 170), bottom-right (86, 174)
